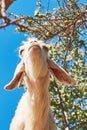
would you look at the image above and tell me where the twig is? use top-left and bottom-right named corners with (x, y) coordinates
top-left (59, 92), bottom-right (70, 129)
top-left (54, 80), bottom-right (70, 129)
top-left (70, 121), bottom-right (87, 130)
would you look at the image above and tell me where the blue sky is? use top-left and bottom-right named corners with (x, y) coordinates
top-left (0, 0), bottom-right (87, 130)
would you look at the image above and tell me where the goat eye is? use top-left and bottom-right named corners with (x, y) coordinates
top-left (43, 45), bottom-right (49, 52)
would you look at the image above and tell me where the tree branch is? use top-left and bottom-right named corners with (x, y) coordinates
top-left (59, 92), bottom-right (70, 129)
top-left (0, 1), bottom-right (87, 41)
top-left (0, 16), bottom-right (40, 33)
top-left (54, 81), bottom-right (70, 129)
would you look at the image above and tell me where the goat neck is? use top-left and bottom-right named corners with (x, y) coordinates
top-left (23, 72), bottom-right (50, 130)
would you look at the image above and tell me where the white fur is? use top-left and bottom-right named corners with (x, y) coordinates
top-left (5, 38), bottom-right (76, 130)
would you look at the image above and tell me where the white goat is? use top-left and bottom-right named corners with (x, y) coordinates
top-left (5, 38), bottom-right (76, 130)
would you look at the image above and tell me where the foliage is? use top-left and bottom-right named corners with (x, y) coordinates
top-left (49, 41), bottom-right (87, 129)
top-left (0, 0), bottom-right (87, 129)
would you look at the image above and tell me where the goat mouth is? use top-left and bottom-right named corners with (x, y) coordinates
top-left (29, 44), bottom-right (41, 50)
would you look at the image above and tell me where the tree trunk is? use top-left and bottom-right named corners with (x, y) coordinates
top-left (0, 0), bottom-right (15, 18)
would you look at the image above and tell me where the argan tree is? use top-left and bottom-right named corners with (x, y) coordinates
top-left (0, 0), bottom-right (87, 129)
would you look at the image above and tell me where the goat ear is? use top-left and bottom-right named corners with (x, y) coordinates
top-left (4, 61), bottom-right (25, 90)
top-left (48, 59), bottom-right (76, 85)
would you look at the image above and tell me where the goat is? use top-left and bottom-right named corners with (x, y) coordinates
top-left (4, 38), bottom-right (76, 130)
